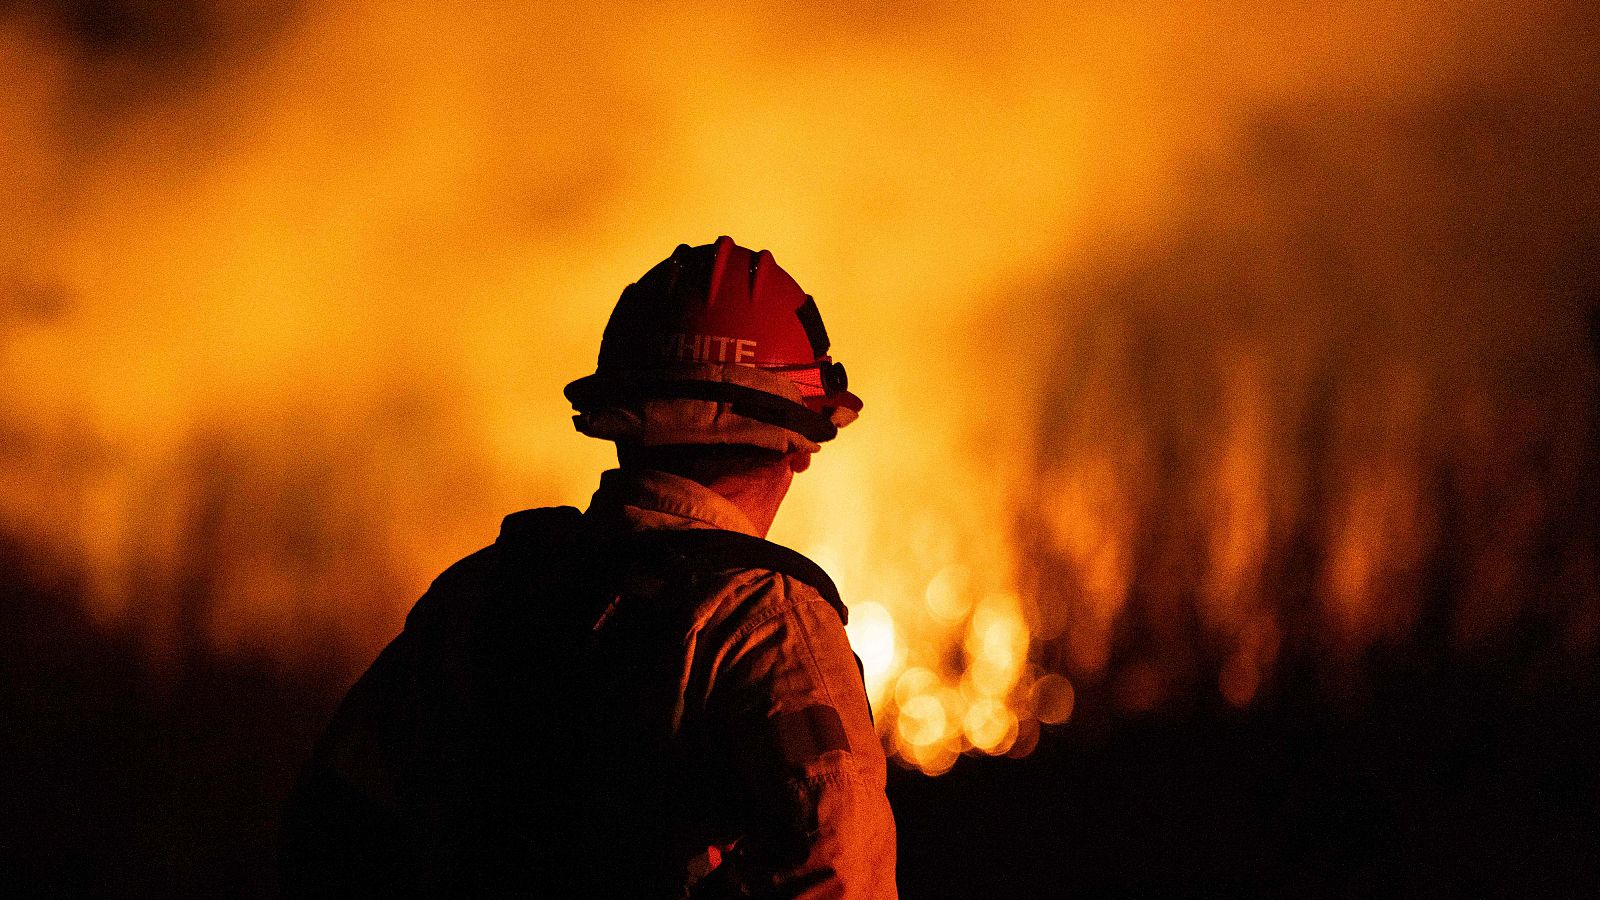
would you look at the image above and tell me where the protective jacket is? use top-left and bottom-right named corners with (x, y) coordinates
top-left (281, 469), bottom-right (897, 898)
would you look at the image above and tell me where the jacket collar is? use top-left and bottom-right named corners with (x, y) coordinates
top-left (584, 468), bottom-right (760, 537)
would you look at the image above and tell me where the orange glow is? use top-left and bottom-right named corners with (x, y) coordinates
top-left (2, 1), bottom-right (1597, 775)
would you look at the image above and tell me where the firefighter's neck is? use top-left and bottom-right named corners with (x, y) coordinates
top-left (703, 467), bottom-right (794, 538)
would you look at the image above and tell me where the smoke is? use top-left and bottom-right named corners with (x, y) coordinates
top-left (1025, 55), bottom-right (1600, 712)
top-left (2, 0), bottom-right (1597, 767)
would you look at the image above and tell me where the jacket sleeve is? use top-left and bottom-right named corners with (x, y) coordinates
top-left (710, 576), bottom-right (898, 899)
top-left (279, 627), bottom-right (420, 895)
top-left (279, 548), bottom-right (492, 895)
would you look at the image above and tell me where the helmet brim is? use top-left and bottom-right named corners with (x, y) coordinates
top-left (566, 370), bottom-right (843, 444)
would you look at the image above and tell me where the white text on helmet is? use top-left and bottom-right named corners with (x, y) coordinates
top-left (660, 333), bottom-right (758, 365)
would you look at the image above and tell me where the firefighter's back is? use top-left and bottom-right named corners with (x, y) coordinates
top-left (284, 507), bottom-right (701, 895)
top-left (283, 503), bottom-right (858, 897)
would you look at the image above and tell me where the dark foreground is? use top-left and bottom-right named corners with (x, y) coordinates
top-left (3, 542), bottom-right (1596, 898)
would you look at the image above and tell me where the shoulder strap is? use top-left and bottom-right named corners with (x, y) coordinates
top-left (498, 505), bottom-right (586, 542)
top-left (494, 509), bottom-right (846, 626)
top-left (621, 529), bottom-right (847, 625)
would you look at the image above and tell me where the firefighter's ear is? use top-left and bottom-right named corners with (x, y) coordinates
top-left (787, 450), bottom-right (813, 474)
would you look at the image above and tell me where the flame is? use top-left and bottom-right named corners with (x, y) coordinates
top-left (3, 1), bottom-right (1598, 773)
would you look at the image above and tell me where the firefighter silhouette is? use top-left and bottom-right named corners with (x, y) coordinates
top-left (282, 238), bottom-right (896, 898)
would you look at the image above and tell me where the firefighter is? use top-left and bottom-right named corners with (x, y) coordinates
top-left (281, 237), bottom-right (897, 898)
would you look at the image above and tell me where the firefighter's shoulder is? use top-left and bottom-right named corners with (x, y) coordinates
top-left (401, 544), bottom-right (498, 632)
top-left (697, 565), bottom-right (841, 644)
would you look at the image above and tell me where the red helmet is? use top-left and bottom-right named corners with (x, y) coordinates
top-left (565, 237), bottom-right (862, 447)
